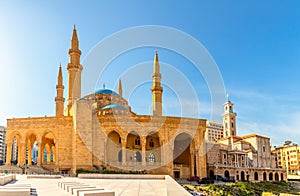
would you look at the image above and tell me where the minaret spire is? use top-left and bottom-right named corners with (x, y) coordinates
top-left (118, 79), bottom-right (123, 97)
top-left (55, 64), bottom-right (65, 116)
top-left (71, 25), bottom-right (79, 50)
top-left (67, 25), bottom-right (83, 115)
top-left (154, 51), bottom-right (160, 74)
top-left (151, 51), bottom-right (163, 116)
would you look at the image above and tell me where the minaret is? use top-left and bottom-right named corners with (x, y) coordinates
top-left (222, 96), bottom-right (237, 137)
top-left (118, 79), bottom-right (123, 96)
top-left (66, 25), bottom-right (83, 115)
top-left (151, 52), bottom-right (163, 116)
top-left (55, 65), bottom-right (65, 116)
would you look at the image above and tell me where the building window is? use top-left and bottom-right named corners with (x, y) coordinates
top-left (135, 137), bottom-right (140, 146)
top-left (149, 139), bottom-right (154, 148)
top-left (119, 137), bottom-right (121, 144)
top-left (224, 154), bottom-right (227, 159)
top-left (231, 123), bottom-right (234, 128)
top-left (149, 152), bottom-right (155, 162)
top-left (263, 146), bottom-right (266, 153)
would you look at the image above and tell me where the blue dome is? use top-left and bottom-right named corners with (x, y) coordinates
top-left (101, 104), bottom-right (127, 110)
top-left (94, 89), bottom-right (119, 96)
top-left (78, 97), bottom-right (87, 100)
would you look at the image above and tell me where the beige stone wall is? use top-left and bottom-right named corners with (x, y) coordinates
top-left (5, 100), bottom-right (207, 177)
top-left (5, 116), bottom-right (73, 170)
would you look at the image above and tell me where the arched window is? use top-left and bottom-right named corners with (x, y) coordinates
top-left (149, 139), bottom-right (154, 148)
top-left (118, 150), bottom-right (122, 162)
top-left (254, 172), bottom-right (258, 181)
top-left (269, 173), bottom-right (273, 181)
top-left (263, 172), bottom-right (267, 181)
top-left (281, 173), bottom-right (284, 181)
top-left (134, 151), bottom-right (142, 162)
top-left (135, 137), bottom-right (140, 145)
top-left (241, 171), bottom-right (245, 181)
top-left (224, 170), bottom-right (230, 179)
top-left (149, 152), bottom-right (155, 162)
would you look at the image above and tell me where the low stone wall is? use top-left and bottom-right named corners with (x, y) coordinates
top-left (0, 174), bottom-right (16, 185)
top-left (78, 174), bottom-right (165, 179)
top-left (27, 175), bottom-right (61, 179)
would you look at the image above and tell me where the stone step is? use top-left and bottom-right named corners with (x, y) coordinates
top-left (78, 190), bottom-right (115, 196)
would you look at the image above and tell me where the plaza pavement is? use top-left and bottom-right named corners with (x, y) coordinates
top-left (4, 174), bottom-right (190, 196)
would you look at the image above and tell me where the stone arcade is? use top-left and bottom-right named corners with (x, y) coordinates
top-left (5, 27), bottom-right (207, 178)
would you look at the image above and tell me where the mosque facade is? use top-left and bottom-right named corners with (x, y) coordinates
top-left (5, 27), bottom-right (207, 178)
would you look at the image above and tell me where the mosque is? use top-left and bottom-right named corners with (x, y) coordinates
top-left (4, 27), bottom-right (207, 178)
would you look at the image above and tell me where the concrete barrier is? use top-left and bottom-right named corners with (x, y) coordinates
top-left (74, 188), bottom-right (104, 196)
top-left (64, 183), bottom-right (85, 190)
top-left (27, 174), bottom-right (61, 179)
top-left (70, 186), bottom-right (97, 195)
top-left (67, 185), bottom-right (92, 192)
top-left (78, 190), bottom-right (115, 196)
top-left (0, 174), bottom-right (16, 185)
top-left (0, 188), bottom-right (30, 196)
top-left (5, 184), bottom-right (31, 188)
top-left (78, 174), bottom-right (165, 180)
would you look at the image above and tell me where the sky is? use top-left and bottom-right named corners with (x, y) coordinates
top-left (0, 1), bottom-right (299, 146)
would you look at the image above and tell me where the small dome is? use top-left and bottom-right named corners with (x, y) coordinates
top-left (94, 89), bottom-right (119, 96)
top-left (101, 104), bottom-right (127, 110)
top-left (78, 97), bottom-right (87, 100)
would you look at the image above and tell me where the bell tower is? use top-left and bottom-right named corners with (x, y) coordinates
top-left (151, 52), bottom-right (163, 116)
top-left (222, 97), bottom-right (237, 137)
top-left (66, 25), bottom-right (83, 115)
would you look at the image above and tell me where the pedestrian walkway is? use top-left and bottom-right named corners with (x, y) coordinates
top-left (5, 174), bottom-right (189, 196)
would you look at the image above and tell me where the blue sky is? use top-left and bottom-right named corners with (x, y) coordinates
top-left (0, 1), bottom-right (299, 145)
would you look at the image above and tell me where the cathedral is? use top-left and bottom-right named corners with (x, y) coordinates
top-left (5, 27), bottom-right (207, 178)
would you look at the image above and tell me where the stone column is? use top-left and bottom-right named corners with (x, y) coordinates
top-left (37, 143), bottom-right (43, 166)
top-left (190, 152), bottom-right (195, 176)
top-left (28, 146), bottom-right (32, 166)
top-left (159, 139), bottom-right (164, 165)
top-left (121, 139), bottom-right (126, 165)
top-left (6, 142), bottom-right (12, 165)
top-left (141, 136), bottom-right (146, 166)
top-left (47, 150), bottom-right (51, 163)
top-left (17, 143), bottom-right (22, 166)
top-left (52, 146), bottom-right (56, 163)
top-left (20, 142), bottom-right (26, 166)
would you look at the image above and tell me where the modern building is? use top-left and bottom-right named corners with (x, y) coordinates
top-left (5, 27), bottom-right (207, 178)
top-left (205, 121), bottom-right (223, 142)
top-left (272, 141), bottom-right (300, 175)
top-left (0, 126), bottom-right (6, 164)
top-left (206, 101), bottom-right (287, 181)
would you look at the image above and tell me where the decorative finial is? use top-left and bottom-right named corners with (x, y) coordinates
top-left (59, 62), bottom-right (62, 68)
top-left (103, 83), bottom-right (105, 89)
top-left (226, 93), bottom-right (229, 102)
top-left (74, 24), bottom-right (76, 30)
